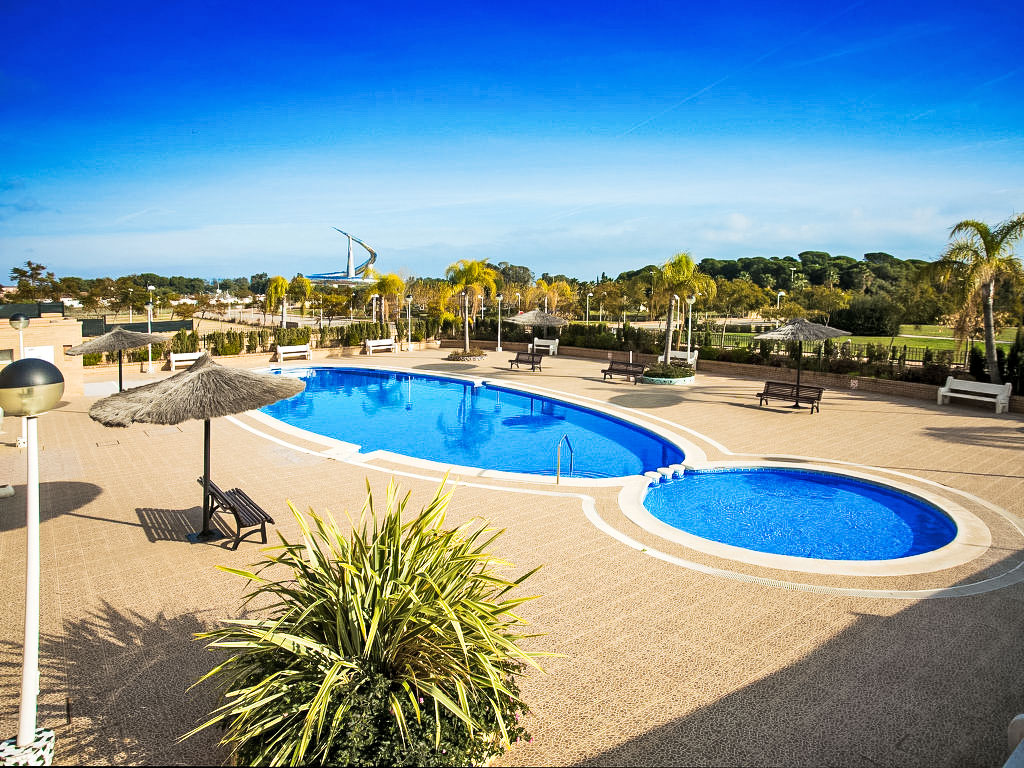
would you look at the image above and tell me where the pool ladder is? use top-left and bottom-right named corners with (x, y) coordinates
top-left (555, 434), bottom-right (575, 484)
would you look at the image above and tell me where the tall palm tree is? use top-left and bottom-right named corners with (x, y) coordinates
top-left (374, 273), bottom-right (405, 322)
top-left (445, 260), bottom-right (498, 353)
top-left (932, 214), bottom-right (1024, 384)
top-left (661, 252), bottom-right (716, 364)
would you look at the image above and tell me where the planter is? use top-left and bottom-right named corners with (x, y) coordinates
top-left (641, 375), bottom-right (695, 385)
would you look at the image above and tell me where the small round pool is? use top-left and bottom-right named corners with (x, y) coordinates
top-left (261, 366), bottom-right (685, 478)
top-left (642, 468), bottom-right (957, 560)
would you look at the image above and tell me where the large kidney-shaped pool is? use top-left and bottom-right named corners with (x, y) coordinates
top-left (643, 467), bottom-right (958, 560)
top-left (261, 367), bottom-right (684, 478)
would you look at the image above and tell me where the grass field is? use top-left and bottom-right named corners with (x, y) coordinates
top-left (899, 324), bottom-right (1018, 342)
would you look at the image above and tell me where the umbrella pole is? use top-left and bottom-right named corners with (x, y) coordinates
top-left (190, 419), bottom-right (222, 542)
top-left (793, 340), bottom-right (803, 407)
top-left (118, 350), bottom-right (123, 392)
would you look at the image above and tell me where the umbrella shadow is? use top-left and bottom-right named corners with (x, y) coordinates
top-left (608, 392), bottom-right (687, 409)
top-left (0, 482), bottom-right (103, 532)
top-left (135, 506), bottom-right (233, 544)
top-left (19, 600), bottom-right (229, 765)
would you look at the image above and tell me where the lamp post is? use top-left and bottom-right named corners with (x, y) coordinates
top-left (405, 294), bottom-right (412, 349)
top-left (127, 288), bottom-right (133, 324)
top-left (0, 358), bottom-right (64, 766)
top-left (672, 294), bottom-right (680, 353)
top-left (515, 292), bottom-right (521, 314)
top-left (544, 296), bottom-right (548, 313)
top-left (686, 294), bottom-right (697, 362)
top-left (370, 294), bottom-right (379, 324)
top-left (586, 292), bottom-right (593, 325)
top-left (777, 290), bottom-right (786, 309)
top-left (495, 294), bottom-right (503, 352)
top-left (144, 301), bottom-right (154, 373)
top-left (9, 314), bottom-right (30, 448)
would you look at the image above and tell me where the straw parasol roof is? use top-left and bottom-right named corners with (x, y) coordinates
top-left (89, 352), bottom-right (303, 427)
top-left (67, 327), bottom-right (167, 355)
top-left (89, 353), bottom-right (304, 541)
top-left (754, 317), bottom-right (850, 341)
top-left (506, 308), bottom-right (568, 328)
top-left (68, 326), bottom-right (170, 392)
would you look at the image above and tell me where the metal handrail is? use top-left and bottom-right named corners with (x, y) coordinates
top-left (556, 434), bottom-right (575, 484)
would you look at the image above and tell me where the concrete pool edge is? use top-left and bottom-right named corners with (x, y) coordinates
top-left (618, 460), bottom-right (992, 577)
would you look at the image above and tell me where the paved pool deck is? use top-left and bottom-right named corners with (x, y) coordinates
top-left (1, 349), bottom-right (1023, 766)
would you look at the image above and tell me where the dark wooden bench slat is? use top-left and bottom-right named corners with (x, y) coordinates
top-left (509, 351), bottom-right (544, 371)
top-left (602, 360), bottom-right (647, 385)
top-left (198, 477), bottom-right (273, 549)
top-left (756, 381), bottom-right (824, 413)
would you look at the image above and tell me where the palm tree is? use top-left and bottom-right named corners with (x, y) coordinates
top-left (661, 252), bottom-right (716, 364)
top-left (374, 273), bottom-right (406, 322)
top-left (445, 260), bottom-right (498, 353)
top-left (932, 214), bottom-right (1024, 384)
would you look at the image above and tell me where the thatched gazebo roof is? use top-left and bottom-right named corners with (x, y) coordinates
top-left (754, 317), bottom-right (850, 342)
top-left (506, 309), bottom-right (568, 328)
top-left (89, 353), bottom-right (304, 427)
top-left (67, 327), bottom-right (167, 356)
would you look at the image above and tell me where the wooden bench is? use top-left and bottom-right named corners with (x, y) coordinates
top-left (198, 477), bottom-right (274, 550)
top-left (530, 337), bottom-right (559, 355)
top-left (602, 360), bottom-right (647, 384)
top-left (509, 351), bottom-right (544, 371)
top-left (757, 380), bottom-right (824, 413)
top-left (937, 376), bottom-right (1012, 414)
top-left (365, 338), bottom-right (397, 355)
top-left (275, 343), bottom-right (311, 362)
top-left (169, 351), bottom-right (203, 370)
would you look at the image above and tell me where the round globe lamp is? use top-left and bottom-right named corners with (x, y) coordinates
top-left (0, 359), bottom-right (63, 766)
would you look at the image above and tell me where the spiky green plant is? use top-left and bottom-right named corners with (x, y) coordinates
top-left (185, 478), bottom-right (545, 766)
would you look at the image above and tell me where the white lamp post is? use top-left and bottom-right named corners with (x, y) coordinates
top-left (514, 292), bottom-right (521, 314)
top-left (777, 290), bottom-right (786, 309)
top-left (0, 358), bottom-right (64, 767)
top-left (686, 294), bottom-right (697, 362)
top-left (495, 294), bottom-right (503, 352)
top-left (127, 288), bottom-right (134, 324)
top-left (586, 292), bottom-right (593, 325)
top-left (544, 296), bottom-right (548, 313)
top-left (672, 294), bottom-right (680, 352)
top-left (9, 314), bottom-right (30, 449)
top-left (145, 301), bottom-right (154, 373)
top-left (405, 294), bottom-right (413, 349)
top-left (370, 294), bottom-right (379, 324)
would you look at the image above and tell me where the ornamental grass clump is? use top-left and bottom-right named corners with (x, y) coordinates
top-left (185, 479), bottom-right (544, 766)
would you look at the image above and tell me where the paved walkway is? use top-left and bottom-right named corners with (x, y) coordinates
top-left (1, 349), bottom-right (1022, 766)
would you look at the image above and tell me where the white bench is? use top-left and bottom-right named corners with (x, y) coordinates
top-left (275, 343), bottom-right (311, 361)
top-left (530, 337), bottom-right (558, 355)
top-left (657, 349), bottom-right (699, 365)
top-left (365, 338), bottom-right (397, 355)
top-left (169, 351), bottom-right (203, 370)
top-left (937, 376), bottom-right (1012, 414)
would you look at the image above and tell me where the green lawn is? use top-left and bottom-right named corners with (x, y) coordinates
top-left (722, 331), bottom-right (1010, 352)
top-left (898, 324), bottom-right (1018, 342)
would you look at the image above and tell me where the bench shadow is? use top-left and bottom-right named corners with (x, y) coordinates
top-left (135, 506), bottom-right (232, 544)
top-left (413, 362), bottom-right (479, 372)
top-left (0, 482), bottom-right (103, 532)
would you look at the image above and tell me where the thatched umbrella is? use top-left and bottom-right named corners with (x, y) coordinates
top-left (89, 353), bottom-right (304, 541)
top-left (506, 308), bottom-right (569, 329)
top-left (755, 318), bottom-right (850, 406)
top-left (67, 327), bottom-right (168, 392)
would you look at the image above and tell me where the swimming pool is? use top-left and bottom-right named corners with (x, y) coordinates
top-left (260, 366), bottom-right (685, 478)
top-left (642, 467), bottom-right (958, 560)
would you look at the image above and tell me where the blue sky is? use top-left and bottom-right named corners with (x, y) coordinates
top-left (1, 0), bottom-right (1021, 281)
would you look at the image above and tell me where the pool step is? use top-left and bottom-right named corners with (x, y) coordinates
top-left (643, 471), bottom-right (663, 485)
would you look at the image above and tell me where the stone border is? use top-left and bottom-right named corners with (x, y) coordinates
top-left (618, 461), bottom-right (991, 577)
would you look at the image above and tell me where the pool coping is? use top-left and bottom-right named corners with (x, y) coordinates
top-left (618, 460), bottom-right (992, 577)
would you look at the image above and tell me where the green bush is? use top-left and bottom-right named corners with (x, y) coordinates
top-left (644, 362), bottom-right (694, 378)
top-left (187, 479), bottom-right (541, 766)
top-left (832, 295), bottom-right (902, 336)
top-left (170, 329), bottom-right (200, 353)
top-left (82, 352), bottom-right (103, 366)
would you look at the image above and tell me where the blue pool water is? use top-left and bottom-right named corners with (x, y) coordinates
top-left (261, 367), bottom-right (684, 478)
top-left (643, 468), bottom-right (957, 560)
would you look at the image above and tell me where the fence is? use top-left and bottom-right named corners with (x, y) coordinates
top-left (0, 302), bottom-right (64, 318)
top-left (79, 318), bottom-right (194, 337)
